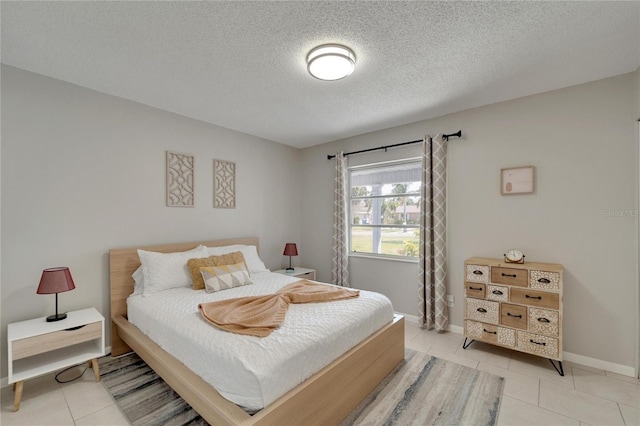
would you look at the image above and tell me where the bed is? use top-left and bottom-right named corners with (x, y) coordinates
top-left (109, 237), bottom-right (405, 425)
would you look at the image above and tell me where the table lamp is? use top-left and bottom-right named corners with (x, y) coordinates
top-left (283, 243), bottom-right (298, 271)
top-left (37, 267), bottom-right (76, 322)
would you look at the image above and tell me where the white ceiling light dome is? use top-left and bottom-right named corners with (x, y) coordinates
top-left (306, 44), bottom-right (356, 81)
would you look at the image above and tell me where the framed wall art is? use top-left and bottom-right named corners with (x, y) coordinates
top-left (214, 159), bottom-right (236, 208)
top-left (166, 151), bottom-right (195, 207)
top-left (501, 165), bottom-right (535, 195)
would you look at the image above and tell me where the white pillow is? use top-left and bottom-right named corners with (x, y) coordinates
top-left (207, 244), bottom-right (269, 274)
top-left (132, 266), bottom-right (145, 295)
top-left (138, 245), bottom-right (208, 296)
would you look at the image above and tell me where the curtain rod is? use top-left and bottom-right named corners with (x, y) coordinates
top-left (326, 130), bottom-right (462, 160)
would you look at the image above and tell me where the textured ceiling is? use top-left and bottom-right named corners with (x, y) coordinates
top-left (2, 1), bottom-right (639, 148)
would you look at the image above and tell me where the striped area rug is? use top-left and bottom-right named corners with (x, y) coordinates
top-left (100, 350), bottom-right (503, 426)
top-left (341, 350), bottom-right (504, 425)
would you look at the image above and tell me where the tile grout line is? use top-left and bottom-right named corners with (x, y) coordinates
top-left (615, 402), bottom-right (627, 426)
top-left (57, 382), bottom-right (75, 426)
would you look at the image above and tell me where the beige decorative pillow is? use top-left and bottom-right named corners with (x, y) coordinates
top-left (187, 251), bottom-right (248, 290)
top-left (200, 263), bottom-right (253, 293)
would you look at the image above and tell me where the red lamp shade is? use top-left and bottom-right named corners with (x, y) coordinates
top-left (283, 243), bottom-right (298, 257)
top-left (283, 243), bottom-right (298, 271)
top-left (37, 267), bottom-right (76, 294)
top-left (37, 267), bottom-right (76, 322)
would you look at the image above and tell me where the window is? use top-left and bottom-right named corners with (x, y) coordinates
top-left (349, 158), bottom-right (421, 259)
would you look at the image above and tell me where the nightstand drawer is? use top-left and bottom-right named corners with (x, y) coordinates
top-left (12, 321), bottom-right (102, 360)
top-left (510, 288), bottom-right (559, 310)
top-left (295, 271), bottom-right (315, 280)
top-left (491, 267), bottom-right (528, 287)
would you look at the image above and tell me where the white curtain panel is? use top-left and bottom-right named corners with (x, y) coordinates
top-left (332, 152), bottom-right (350, 287)
top-left (418, 135), bottom-right (449, 330)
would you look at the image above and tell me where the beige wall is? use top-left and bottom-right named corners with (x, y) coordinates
top-left (301, 72), bottom-right (638, 369)
top-left (0, 65), bottom-right (303, 378)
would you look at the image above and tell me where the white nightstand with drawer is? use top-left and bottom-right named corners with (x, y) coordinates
top-left (273, 267), bottom-right (316, 281)
top-left (7, 307), bottom-right (105, 411)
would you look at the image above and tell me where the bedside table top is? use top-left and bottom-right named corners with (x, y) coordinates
top-left (273, 267), bottom-right (315, 275)
top-left (8, 308), bottom-right (104, 340)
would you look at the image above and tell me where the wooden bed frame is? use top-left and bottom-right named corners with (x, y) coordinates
top-left (109, 237), bottom-right (405, 425)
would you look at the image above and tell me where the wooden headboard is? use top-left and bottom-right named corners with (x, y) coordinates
top-left (109, 237), bottom-right (259, 356)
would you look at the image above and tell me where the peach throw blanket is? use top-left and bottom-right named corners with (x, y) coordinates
top-left (198, 280), bottom-right (359, 337)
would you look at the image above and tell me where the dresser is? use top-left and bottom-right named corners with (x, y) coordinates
top-left (463, 257), bottom-right (564, 375)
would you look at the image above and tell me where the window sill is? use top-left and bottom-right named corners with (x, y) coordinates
top-left (348, 252), bottom-right (419, 264)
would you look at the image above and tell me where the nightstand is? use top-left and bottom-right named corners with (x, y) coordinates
top-left (7, 307), bottom-right (105, 411)
top-left (273, 267), bottom-right (316, 281)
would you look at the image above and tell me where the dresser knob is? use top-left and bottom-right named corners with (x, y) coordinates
top-left (529, 339), bottom-right (546, 346)
top-left (507, 312), bottom-right (522, 318)
top-left (502, 273), bottom-right (517, 278)
top-left (469, 286), bottom-right (483, 291)
top-left (472, 270), bottom-right (484, 275)
top-left (537, 317), bottom-right (551, 323)
top-left (525, 295), bottom-right (542, 300)
top-left (483, 329), bottom-right (497, 335)
top-left (538, 278), bottom-right (551, 284)
top-left (492, 290), bottom-right (503, 295)
top-left (477, 308), bottom-right (487, 313)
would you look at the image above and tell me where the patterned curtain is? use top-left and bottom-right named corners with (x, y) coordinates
top-left (332, 152), bottom-right (350, 287)
top-left (418, 134), bottom-right (449, 330)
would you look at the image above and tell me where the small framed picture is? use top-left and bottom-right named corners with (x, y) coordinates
top-left (501, 166), bottom-right (534, 195)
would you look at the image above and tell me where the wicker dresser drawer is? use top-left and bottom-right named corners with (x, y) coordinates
top-left (465, 320), bottom-right (516, 348)
top-left (498, 327), bottom-right (516, 348)
top-left (466, 265), bottom-right (489, 283)
top-left (529, 270), bottom-right (560, 291)
top-left (528, 307), bottom-right (559, 336)
top-left (465, 320), bottom-right (484, 339)
top-left (510, 288), bottom-right (559, 310)
top-left (487, 284), bottom-right (508, 302)
top-left (465, 282), bottom-right (486, 299)
top-left (517, 331), bottom-right (559, 359)
top-left (465, 298), bottom-right (499, 324)
top-left (491, 267), bottom-right (528, 287)
top-left (500, 303), bottom-right (527, 329)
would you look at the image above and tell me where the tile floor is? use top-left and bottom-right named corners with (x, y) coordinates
top-left (1, 322), bottom-right (638, 425)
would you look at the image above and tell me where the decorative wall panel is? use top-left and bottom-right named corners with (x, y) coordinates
top-left (214, 159), bottom-right (235, 208)
top-left (166, 151), bottom-right (195, 207)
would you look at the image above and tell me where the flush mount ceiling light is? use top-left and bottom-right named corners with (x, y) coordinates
top-left (306, 44), bottom-right (356, 81)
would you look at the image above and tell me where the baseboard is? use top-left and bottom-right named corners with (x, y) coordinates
top-left (398, 312), bottom-right (464, 334)
top-left (1, 345), bottom-right (112, 389)
top-left (399, 312), bottom-right (636, 378)
top-left (562, 351), bottom-right (637, 378)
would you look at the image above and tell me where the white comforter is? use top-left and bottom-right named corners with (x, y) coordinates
top-left (127, 271), bottom-right (394, 411)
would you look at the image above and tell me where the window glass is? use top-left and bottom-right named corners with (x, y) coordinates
top-left (349, 159), bottom-right (421, 258)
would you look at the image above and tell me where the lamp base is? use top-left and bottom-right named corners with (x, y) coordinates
top-left (285, 267), bottom-right (294, 271)
top-left (46, 313), bottom-right (67, 322)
